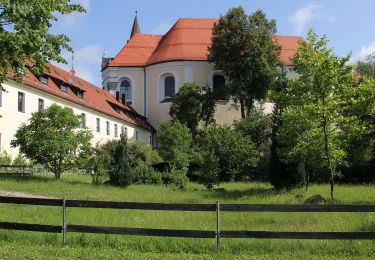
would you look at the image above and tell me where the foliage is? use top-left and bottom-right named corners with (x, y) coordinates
top-left (169, 82), bottom-right (216, 134)
top-left (208, 7), bottom-right (281, 117)
top-left (274, 30), bottom-right (361, 199)
top-left (11, 104), bottom-right (92, 179)
top-left (197, 124), bottom-right (257, 182)
top-left (131, 163), bottom-right (162, 185)
top-left (157, 121), bottom-right (193, 173)
top-left (161, 169), bottom-right (189, 190)
top-left (356, 53), bottom-right (375, 79)
top-left (0, 150), bottom-right (12, 165)
top-left (192, 150), bottom-right (220, 189)
top-left (0, 0), bottom-right (85, 89)
top-left (88, 145), bottom-right (112, 185)
top-left (108, 131), bottom-right (131, 187)
top-left (12, 154), bottom-right (28, 166)
top-left (127, 141), bottom-right (162, 168)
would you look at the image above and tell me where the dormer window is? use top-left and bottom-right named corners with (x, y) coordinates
top-left (60, 84), bottom-right (68, 93)
top-left (77, 91), bottom-right (84, 99)
top-left (39, 76), bottom-right (48, 85)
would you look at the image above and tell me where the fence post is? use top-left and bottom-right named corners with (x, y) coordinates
top-left (216, 201), bottom-right (220, 252)
top-left (62, 197), bottom-right (67, 245)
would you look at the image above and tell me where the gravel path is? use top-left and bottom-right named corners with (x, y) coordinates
top-left (0, 190), bottom-right (57, 199)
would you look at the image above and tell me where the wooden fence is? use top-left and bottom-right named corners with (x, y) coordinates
top-left (0, 196), bottom-right (375, 250)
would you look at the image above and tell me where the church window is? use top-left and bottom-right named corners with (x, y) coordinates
top-left (120, 79), bottom-right (132, 104)
top-left (164, 76), bottom-right (175, 98)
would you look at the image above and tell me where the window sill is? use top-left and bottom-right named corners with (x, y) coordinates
top-left (159, 97), bottom-right (173, 103)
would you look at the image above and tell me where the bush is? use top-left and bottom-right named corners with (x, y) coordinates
top-left (108, 132), bottom-right (131, 187)
top-left (162, 169), bottom-right (189, 190)
top-left (157, 121), bottom-right (193, 173)
top-left (131, 163), bottom-right (162, 185)
top-left (88, 145), bottom-right (112, 185)
top-left (128, 141), bottom-right (162, 168)
top-left (193, 150), bottom-right (220, 189)
top-left (197, 124), bottom-right (257, 182)
top-left (12, 154), bottom-right (28, 166)
top-left (0, 151), bottom-right (12, 165)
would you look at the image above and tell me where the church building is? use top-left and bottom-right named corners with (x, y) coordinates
top-left (101, 15), bottom-right (302, 129)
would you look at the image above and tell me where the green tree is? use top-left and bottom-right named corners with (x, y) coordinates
top-left (109, 131), bottom-right (131, 187)
top-left (193, 149), bottom-right (220, 189)
top-left (169, 82), bottom-right (215, 134)
top-left (198, 124), bottom-right (257, 182)
top-left (11, 104), bottom-right (92, 179)
top-left (356, 53), bottom-right (375, 79)
top-left (157, 120), bottom-right (192, 173)
top-left (208, 7), bottom-right (281, 118)
top-left (276, 30), bottom-right (358, 199)
top-left (0, 0), bottom-right (85, 87)
top-left (88, 144), bottom-right (112, 185)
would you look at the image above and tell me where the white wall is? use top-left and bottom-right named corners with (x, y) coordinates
top-left (0, 80), bottom-right (152, 159)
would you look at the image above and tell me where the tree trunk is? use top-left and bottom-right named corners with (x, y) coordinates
top-left (240, 98), bottom-right (246, 118)
top-left (322, 114), bottom-right (335, 200)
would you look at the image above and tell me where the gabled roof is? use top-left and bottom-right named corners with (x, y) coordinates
top-left (12, 64), bottom-right (154, 131)
top-left (108, 18), bottom-right (303, 68)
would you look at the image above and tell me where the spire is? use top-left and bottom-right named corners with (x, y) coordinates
top-left (130, 11), bottom-right (140, 39)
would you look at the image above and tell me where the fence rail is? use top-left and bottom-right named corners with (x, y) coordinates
top-left (0, 196), bottom-right (374, 250)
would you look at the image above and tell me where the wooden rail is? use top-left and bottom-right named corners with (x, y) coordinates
top-left (0, 196), bottom-right (374, 251)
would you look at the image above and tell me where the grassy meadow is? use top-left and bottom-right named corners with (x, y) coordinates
top-left (0, 174), bottom-right (374, 259)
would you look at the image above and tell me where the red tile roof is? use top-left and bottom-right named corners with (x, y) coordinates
top-left (108, 18), bottom-right (303, 68)
top-left (14, 64), bottom-right (154, 131)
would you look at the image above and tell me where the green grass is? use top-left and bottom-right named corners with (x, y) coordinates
top-left (0, 174), bottom-right (374, 259)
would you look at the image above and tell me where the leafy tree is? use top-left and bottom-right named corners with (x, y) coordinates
top-left (193, 150), bottom-right (220, 189)
top-left (197, 124), bottom-right (257, 182)
top-left (157, 120), bottom-right (193, 173)
top-left (276, 30), bottom-right (358, 199)
top-left (0, 0), bottom-right (85, 88)
top-left (169, 82), bottom-right (215, 134)
top-left (208, 7), bottom-right (281, 118)
top-left (127, 141), bottom-right (162, 168)
top-left (11, 104), bottom-right (92, 179)
top-left (0, 150), bottom-right (12, 165)
top-left (108, 131), bottom-right (131, 187)
top-left (12, 154), bottom-right (28, 166)
top-left (356, 53), bottom-right (375, 79)
top-left (88, 144), bottom-right (112, 185)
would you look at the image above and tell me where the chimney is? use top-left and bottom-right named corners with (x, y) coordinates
top-left (121, 94), bottom-right (126, 105)
top-left (116, 91), bottom-right (120, 101)
top-left (70, 69), bottom-right (75, 76)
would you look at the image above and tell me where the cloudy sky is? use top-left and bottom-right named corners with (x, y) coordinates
top-left (51, 0), bottom-right (375, 86)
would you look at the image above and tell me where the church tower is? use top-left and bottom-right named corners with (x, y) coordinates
top-left (130, 11), bottom-right (140, 38)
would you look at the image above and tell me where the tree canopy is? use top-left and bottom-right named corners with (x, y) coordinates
top-left (208, 7), bottom-right (281, 117)
top-left (0, 0), bottom-right (85, 86)
top-left (11, 104), bottom-right (92, 179)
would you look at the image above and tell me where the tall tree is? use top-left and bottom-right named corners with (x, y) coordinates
top-left (11, 104), bottom-right (92, 179)
top-left (0, 0), bottom-right (85, 87)
top-left (109, 131), bottom-right (132, 187)
top-left (356, 53), bottom-right (375, 79)
top-left (169, 82), bottom-right (215, 134)
top-left (276, 30), bottom-right (357, 199)
top-left (208, 7), bottom-right (281, 118)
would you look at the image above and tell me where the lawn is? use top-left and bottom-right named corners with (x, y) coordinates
top-left (0, 174), bottom-right (374, 259)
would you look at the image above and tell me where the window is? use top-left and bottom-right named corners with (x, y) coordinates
top-left (135, 130), bottom-right (139, 141)
top-left (60, 84), bottom-right (68, 92)
top-left (77, 91), bottom-right (84, 99)
top-left (39, 76), bottom-right (48, 84)
top-left (213, 74), bottom-right (227, 100)
top-left (114, 124), bottom-right (118, 137)
top-left (164, 76), bottom-right (175, 98)
top-left (80, 113), bottom-right (86, 128)
top-left (149, 135), bottom-right (152, 146)
top-left (96, 118), bottom-right (100, 132)
top-left (18, 92), bottom-right (25, 112)
top-left (38, 99), bottom-right (44, 111)
top-left (124, 127), bottom-right (128, 138)
top-left (120, 79), bottom-right (132, 104)
top-left (106, 121), bottom-right (110, 135)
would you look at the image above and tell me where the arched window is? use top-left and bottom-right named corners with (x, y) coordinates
top-left (213, 74), bottom-right (227, 100)
top-left (164, 76), bottom-right (175, 98)
top-left (120, 79), bottom-right (132, 104)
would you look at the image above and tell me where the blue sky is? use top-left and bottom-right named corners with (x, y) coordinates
top-left (52, 0), bottom-right (375, 86)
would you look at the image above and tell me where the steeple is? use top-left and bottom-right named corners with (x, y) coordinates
top-left (130, 11), bottom-right (140, 39)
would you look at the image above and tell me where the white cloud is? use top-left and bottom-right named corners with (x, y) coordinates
top-left (152, 21), bottom-right (172, 35)
top-left (289, 3), bottom-right (336, 35)
top-left (351, 40), bottom-right (375, 62)
top-left (60, 0), bottom-right (91, 31)
top-left (53, 44), bottom-right (104, 86)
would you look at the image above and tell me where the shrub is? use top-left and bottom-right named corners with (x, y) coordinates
top-left (193, 150), bottom-right (220, 189)
top-left (88, 145), bottom-right (112, 185)
top-left (0, 151), bottom-right (12, 165)
top-left (197, 124), bottom-right (257, 182)
top-left (162, 169), bottom-right (189, 190)
top-left (131, 163), bottom-right (162, 185)
top-left (108, 132), bottom-right (131, 187)
top-left (157, 121), bottom-right (192, 173)
top-left (12, 154), bottom-right (28, 166)
top-left (128, 141), bottom-right (162, 168)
